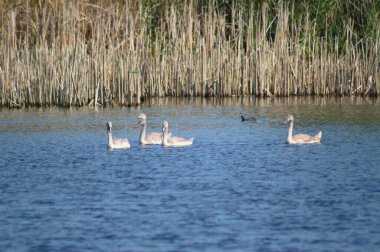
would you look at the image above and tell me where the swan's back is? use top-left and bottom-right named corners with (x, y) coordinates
top-left (167, 137), bottom-right (194, 147)
top-left (292, 134), bottom-right (317, 144)
top-left (146, 132), bottom-right (163, 142)
top-left (112, 138), bottom-right (131, 148)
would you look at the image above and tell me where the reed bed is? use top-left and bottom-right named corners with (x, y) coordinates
top-left (0, 0), bottom-right (379, 107)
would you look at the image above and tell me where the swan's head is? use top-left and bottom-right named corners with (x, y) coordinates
top-left (162, 121), bottom-right (169, 132)
top-left (138, 113), bottom-right (146, 120)
top-left (137, 113), bottom-right (147, 126)
top-left (106, 122), bottom-right (112, 133)
top-left (286, 114), bottom-right (294, 123)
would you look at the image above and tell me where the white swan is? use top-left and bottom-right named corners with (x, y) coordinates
top-left (137, 113), bottom-right (166, 145)
top-left (106, 122), bottom-right (130, 149)
top-left (286, 114), bottom-right (322, 144)
top-left (162, 121), bottom-right (194, 147)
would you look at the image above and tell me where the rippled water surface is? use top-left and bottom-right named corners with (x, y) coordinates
top-left (1, 97), bottom-right (380, 251)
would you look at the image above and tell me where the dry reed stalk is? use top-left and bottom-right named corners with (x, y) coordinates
top-left (0, 1), bottom-right (378, 108)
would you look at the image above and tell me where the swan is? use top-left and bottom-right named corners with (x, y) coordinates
top-left (286, 114), bottom-right (322, 144)
top-left (106, 122), bottom-right (130, 149)
top-left (162, 121), bottom-right (194, 147)
top-left (137, 113), bottom-right (167, 145)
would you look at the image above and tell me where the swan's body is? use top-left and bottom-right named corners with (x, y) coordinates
top-left (241, 115), bottom-right (256, 122)
top-left (106, 122), bottom-right (130, 149)
top-left (137, 113), bottom-right (167, 145)
top-left (286, 114), bottom-right (322, 144)
top-left (162, 121), bottom-right (193, 147)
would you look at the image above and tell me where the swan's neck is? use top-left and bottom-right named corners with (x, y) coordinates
top-left (287, 120), bottom-right (293, 143)
top-left (139, 124), bottom-right (147, 144)
top-left (108, 132), bottom-right (113, 148)
top-left (162, 129), bottom-right (169, 146)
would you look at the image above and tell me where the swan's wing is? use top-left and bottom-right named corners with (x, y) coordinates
top-left (292, 134), bottom-right (315, 143)
top-left (168, 136), bottom-right (185, 142)
top-left (148, 132), bottom-right (162, 138)
top-left (168, 136), bottom-right (193, 143)
top-left (146, 132), bottom-right (163, 143)
top-left (157, 132), bottom-right (171, 138)
top-left (113, 138), bottom-right (130, 145)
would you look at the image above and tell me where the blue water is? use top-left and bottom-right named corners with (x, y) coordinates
top-left (1, 97), bottom-right (380, 251)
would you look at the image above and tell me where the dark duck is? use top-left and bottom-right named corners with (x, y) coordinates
top-left (241, 115), bottom-right (256, 122)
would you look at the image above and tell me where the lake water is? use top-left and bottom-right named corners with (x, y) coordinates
top-left (1, 97), bottom-right (380, 252)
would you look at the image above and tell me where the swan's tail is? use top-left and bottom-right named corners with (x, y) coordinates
top-left (314, 131), bottom-right (322, 142)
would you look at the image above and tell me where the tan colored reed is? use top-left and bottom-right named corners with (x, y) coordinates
top-left (0, 1), bottom-right (378, 108)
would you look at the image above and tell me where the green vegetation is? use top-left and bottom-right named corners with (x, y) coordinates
top-left (0, 0), bottom-right (378, 107)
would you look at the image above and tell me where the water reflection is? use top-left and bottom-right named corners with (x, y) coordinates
top-left (0, 97), bottom-right (379, 133)
top-left (141, 96), bottom-right (379, 107)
